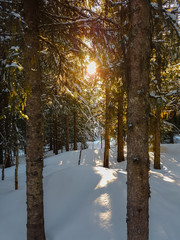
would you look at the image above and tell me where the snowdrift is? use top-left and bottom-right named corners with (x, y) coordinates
top-left (0, 141), bottom-right (180, 240)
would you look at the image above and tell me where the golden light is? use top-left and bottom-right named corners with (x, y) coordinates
top-left (87, 61), bottom-right (96, 75)
top-left (94, 167), bottom-right (117, 189)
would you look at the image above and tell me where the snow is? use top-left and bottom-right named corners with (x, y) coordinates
top-left (5, 62), bottom-right (23, 71)
top-left (11, 11), bottom-right (21, 19)
top-left (0, 140), bottom-right (180, 240)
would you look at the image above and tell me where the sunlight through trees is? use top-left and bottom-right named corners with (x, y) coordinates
top-left (0, 0), bottom-right (179, 239)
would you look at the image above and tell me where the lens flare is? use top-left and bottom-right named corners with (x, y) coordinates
top-left (87, 61), bottom-right (96, 75)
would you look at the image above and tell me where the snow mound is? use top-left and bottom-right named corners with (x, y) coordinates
top-left (45, 165), bottom-right (126, 240)
top-left (0, 141), bottom-right (180, 240)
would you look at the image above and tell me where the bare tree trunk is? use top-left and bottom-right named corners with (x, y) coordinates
top-left (154, 0), bottom-right (162, 170)
top-left (1, 146), bottom-right (8, 180)
top-left (127, 1), bottom-right (151, 240)
top-left (15, 143), bottom-right (19, 190)
top-left (74, 111), bottom-right (77, 150)
top-left (104, 80), bottom-right (110, 168)
top-left (170, 132), bottom-right (174, 143)
top-left (0, 39), bottom-right (4, 165)
top-left (65, 114), bottom-right (69, 151)
top-left (54, 116), bottom-right (58, 155)
top-left (117, 90), bottom-right (124, 162)
top-left (24, 0), bottom-right (46, 239)
top-left (0, 103), bottom-right (3, 165)
top-left (0, 146), bottom-right (3, 165)
top-left (58, 119), bottom-right (63, 153)
top-left (5, 114), bottom-right (11, 168)
top-left (78, 143), bottom-right (82, 165)
top-left (154, 109), bottom-right (161, 169)
top-left (101, 134), bottom-right (103, 149)
top-left (49, 122), bottom-right (53, 151)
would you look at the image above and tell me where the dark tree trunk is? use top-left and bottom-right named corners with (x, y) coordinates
top-left (74, 112), bottom-right (77, 150)
top-left (78, 143), bottom-right (82, 165)
top-left (127, 1), bottom-right (151, 240)
top-left (15, 143), bottom-right (19, 190)
top-left (53, 137), bottom-right (56, 154)
top-left (54, 116), bottom-right (58, 155)
top-left (0, 146), bottom-right (3, 165)
top-left (117, 90), bottom-right (124, 162)
top-left (65, 114), bottom-right (69, 151)
top-left (5, 147), bottom-right (11, 168)
top-left (0, 28), bottom-right (5, 165)
top-left (5, 106), bottom-right (11, 168)
top-left (170, 132), bottom-right (174, 143)
top-left (101, 134), bottom-right (103, 149)
top-left (23, 0), bottom-right (46, 239)
top-left (104, 80), bottom-right (110, 168)
top-left (49, 123), bottom-right (53, 151)
top-left (1, 146), bottom-right (8, 180)
top-left (154, 0), bottom-right (162, 170)
top-left (154, 109), bottom-right (161, 169)
top-left (58, 120), bottom-right (63, 153)
top-left (0, 100), bottom-right (3, 165)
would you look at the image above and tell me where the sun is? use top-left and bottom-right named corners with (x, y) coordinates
top-left (87, 61), bottom-right (96, 75)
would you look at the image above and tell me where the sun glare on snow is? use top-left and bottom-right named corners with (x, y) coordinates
top-left (87, 61), bottom-right (96, 75)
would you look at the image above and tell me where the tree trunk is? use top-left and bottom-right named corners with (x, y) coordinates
top-left (15, 143), bottom-right (19, 190)
top-left (49, 123), bottom-right (53, 151)
top-left (78, 143), bottom-right (82, 165)
top-left (53, 137), bottom-right (56, 154)
top-left (170, 132), bottom-right (174, 143)
top-left (0, 101), bottom-right (3, 165)
top-left (101, 134), bottom-right (103, 149)
top-left (0, 29), bottom-right (5, 166)
top-left (117, 90), bottom-right (124, 162)
top-left (104, 80), bottom-right (110, 168)
top-left (154, 109), bottom-right (161, 169)
top-left (54, 116), bottom-right (58, 155)
top-left (154, 0), bottom-right (162, 170)
top-left (58, 120), bottom-right (63, 153)
top-left (5, 148), bottom-right (11, 168)
top-left (65, 114), bottom-right (69, 151)
top-left (0, 146), bottom-right (3, 165)
top-left (127, 1), bottom-right (151, 240)
top-left (5, 112), bottom-right (11, 168)
top-left (1, 146), bottom-right (8, 180)
top-left (24, 0), bottom-right (46, 239)
top-left (74, 111), bottom-right (77, 150)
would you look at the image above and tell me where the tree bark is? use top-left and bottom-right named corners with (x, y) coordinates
top-left (154, 109), bottom-right (161, 169)
top-left (54, 116), bottom-right (58, 155)
top-left (101, 134), bottom-right (103, 149)
top-left (0, 98), bottom-right (3, 165)
top-left (49, 121), bottom-right (53, 151)
top-left (74, 111), bottom-right (77, 150)
top-left (24, 0), bottom-right (46, 239)
top-left (154, 0), bottom-right (162, 170)
top-left (78, 143), bottom-right (82, 165)
top-left (0, 146), bottom-right (3, 165)
top-left (1, 146), bottom-right (8, 180)
top-left (58, 119), bottom-right (63, 153)
top-left (104, 80), bottom-right (110, 168)
top-left (170, 132), bottom-right (174, 143)
top-left (127, 1), bottom-right (151, 240)
top-left (65, 114), bottom-right (69, 151)
top-left (15, 143), bottom-right (19, 190)
top-left (117, 90), bottom-right (124, 162)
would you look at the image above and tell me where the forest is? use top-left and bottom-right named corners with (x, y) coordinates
top-left (0, 0), bottom-right (180, 240)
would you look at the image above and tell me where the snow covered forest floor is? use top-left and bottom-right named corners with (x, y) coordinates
top-left (0, 139), bottom-right (180, 240)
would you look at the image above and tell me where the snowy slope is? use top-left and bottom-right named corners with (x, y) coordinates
top-left (0, 140), bottom-right (180, 240)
